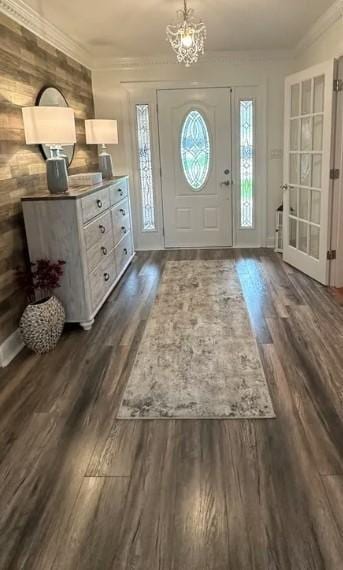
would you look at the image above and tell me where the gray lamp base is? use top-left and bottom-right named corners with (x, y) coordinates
top-left (99, 152), bottom-right (114, 179)
top-left (46, 156), bottom-right (69, 194)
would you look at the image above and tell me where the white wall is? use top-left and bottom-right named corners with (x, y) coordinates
top-left (92, 54), bottom-right (292, 249)
top-left (294, 18), bottom-right (343, 71)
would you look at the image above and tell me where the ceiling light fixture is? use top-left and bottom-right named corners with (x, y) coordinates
top-left (166, 0), bottom-right (206, 67)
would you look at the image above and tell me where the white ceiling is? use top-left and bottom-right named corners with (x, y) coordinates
top-left (24, 0), bottom-right (335, 58)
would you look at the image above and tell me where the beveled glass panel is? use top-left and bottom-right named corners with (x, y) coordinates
top-left (313, 75), bottom-right (325, 113)
top-left (298, 221), bottom-right (308, 253)
top-left (289, 186), bottom-right (298, 216)
top-left (313, 115), bottom-right (323, 151)
top-left (240, 100), bottom-right (255, 228)
top-left (301, 79), bottom-right (312, 115)
top-left (299, 188), bottom-right (309, 220)
top-left (181, 110), bottom-right (210, 190)
top-left (289, 218), bottom-right (297, 248)
top-left (291, 83), bottom-right (300, 117)
top-left (300, 154), bottom-right (311, 186)
top-left (136, 104), bottom-right (156, 231)
top-left (309, 225), bottom-right (320, 259)
top-left (301, 117), bottom-right (312, 151)
top-left (312, 154), bottom-right (322, 188)
top-left (310, 190), bottom-right (321, 224)
top-left (290, 119), bottom-right (299, 151)
top-left (289, 154), bottom-right (299, 185)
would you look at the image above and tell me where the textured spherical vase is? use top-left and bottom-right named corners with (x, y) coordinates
top-left (19, 296), bottom-right (65, 354)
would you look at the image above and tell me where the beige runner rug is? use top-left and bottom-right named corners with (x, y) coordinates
top-left (118, 260), bottom-right (275, 419)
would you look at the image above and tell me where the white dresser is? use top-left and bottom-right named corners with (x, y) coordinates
top-left (21, 176), bottom-right (134, 330)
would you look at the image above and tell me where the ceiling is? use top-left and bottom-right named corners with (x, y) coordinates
top-left (24, 0), bottom-right (335, 59)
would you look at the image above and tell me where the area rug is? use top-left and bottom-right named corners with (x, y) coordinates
top-left (117, 260), bottom-right (275, 419)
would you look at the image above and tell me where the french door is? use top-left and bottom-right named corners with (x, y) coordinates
top-left (283, 61), bottom-right (336, 284)
top-left (157, 88), bottom-right (232, 248)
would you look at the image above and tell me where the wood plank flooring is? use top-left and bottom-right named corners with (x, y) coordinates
top-left (0, 249), bottom-right (343, 569)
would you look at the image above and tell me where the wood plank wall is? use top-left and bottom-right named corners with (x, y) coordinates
top-left (0, 11), bottom-right (99, 345)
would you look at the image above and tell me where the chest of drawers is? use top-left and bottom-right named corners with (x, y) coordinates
top-left (21, 176), bottom-right (134, 330)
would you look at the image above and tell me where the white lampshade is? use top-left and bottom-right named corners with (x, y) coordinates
top-left (85, 119), bottom-right (118, 145)
top-left (22, 106), bottom-right (76, 145)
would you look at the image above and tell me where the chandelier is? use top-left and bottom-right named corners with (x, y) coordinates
top-left (166, 0), bottom-right (207, 67)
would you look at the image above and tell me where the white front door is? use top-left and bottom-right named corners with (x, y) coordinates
top-left (158, 88), bottom-right (232, 248)
top-left (283, 61), bottom-right (336, 284)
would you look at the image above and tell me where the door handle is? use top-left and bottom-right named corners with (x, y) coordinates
top-left (221, 180), bottom-right (231, 186)
top-left (280, 184), bottom-right (294, 191)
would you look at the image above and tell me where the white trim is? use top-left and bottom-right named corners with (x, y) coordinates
top-left (0, 328), bottom-right (24, 368)
top-left (296, 0), bottom-right (343, 54)
top-left (93, 50), bottom-right (293, 71)
top-left (0, 0), bottom-right (93, 68)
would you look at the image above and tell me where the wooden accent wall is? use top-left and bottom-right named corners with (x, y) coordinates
top-left (0, 12), bottom-right (98, 345)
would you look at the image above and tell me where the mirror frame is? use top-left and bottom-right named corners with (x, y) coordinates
top-left (35, 85), bottom-right (76, 166)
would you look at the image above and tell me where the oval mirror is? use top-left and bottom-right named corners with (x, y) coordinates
top-left (180, 110), bottom-right (210, 191)
top-left (36, 86), bottom-right (75, 166)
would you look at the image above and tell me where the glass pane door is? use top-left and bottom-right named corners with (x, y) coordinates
top-left (283, 61), bottom-right (335, 284)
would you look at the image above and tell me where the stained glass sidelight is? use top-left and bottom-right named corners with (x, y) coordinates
top-left (136, 104), bottom-right (155, 231)
top-left (180, 110), bottom-right (210, 190)
top-left (240, 100), bottom-right (255, 228)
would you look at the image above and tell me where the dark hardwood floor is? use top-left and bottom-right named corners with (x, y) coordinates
top-left (0, 249), bottom-right (343, 569)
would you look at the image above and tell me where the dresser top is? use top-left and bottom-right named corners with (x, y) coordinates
top-left (21, 175), bottom-right (128, 202)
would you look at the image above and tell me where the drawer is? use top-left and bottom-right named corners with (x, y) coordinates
top-left (109, 178), bottom-right (128, 206)
top-left (111, 199), bottom-right (131, 245)
top-left (86, 234), bottom-right (113, 273)
top-left (84, 210), bottom-right (113, 250)
top-left (115, 232), bottom-right (133, 275)
top-left (89, 252), bottom-right (116, 310)
top-left (81, 188), bottom-right (110, 223)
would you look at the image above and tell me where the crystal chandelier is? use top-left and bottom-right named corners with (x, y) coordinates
top-left (166, 0), bottom-right (207, 67)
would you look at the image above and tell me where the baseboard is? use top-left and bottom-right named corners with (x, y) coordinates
top-left (0, 328), bottom-right (24, 368)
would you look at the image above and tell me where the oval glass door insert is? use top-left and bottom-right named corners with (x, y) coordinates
top-left (180, 110), bottom-right (210, 190)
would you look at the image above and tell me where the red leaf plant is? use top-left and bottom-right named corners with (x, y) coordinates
top-left (16, 259), bottom-right (66, 304)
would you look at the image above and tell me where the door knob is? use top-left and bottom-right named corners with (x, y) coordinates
top-left (224, 169), bottom-right (230, 175)
top-left (221, 180), bottom-right (231, 186)
top-left (280, 184), bottom-right (289, 190)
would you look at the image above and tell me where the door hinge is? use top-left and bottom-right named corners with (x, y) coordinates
top-left (327, 250), bottom-right (336, 260)
top-left (330, 168), bottom-right (340, 180)
top-left (333, 79), bottom-right (343, 92)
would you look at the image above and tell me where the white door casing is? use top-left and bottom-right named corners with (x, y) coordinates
top-left (158, 88), bottom-right (232, 248)
top-left (283, 60), bottom-right (336, 285)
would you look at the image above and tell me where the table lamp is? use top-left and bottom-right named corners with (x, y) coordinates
top-left (22, 106), bottom-right (76, 194)
top-left (85, 119), bottom-right (118, 179)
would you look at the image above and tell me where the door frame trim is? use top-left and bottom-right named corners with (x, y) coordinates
top-left (124, 79), bottom-right (267, 250)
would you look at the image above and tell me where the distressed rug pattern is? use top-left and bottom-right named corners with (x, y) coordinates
top-left (118, 260), bottom-right (275, 419)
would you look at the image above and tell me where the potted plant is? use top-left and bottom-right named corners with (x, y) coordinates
top-left (17, 259), bottom-right (66, 354)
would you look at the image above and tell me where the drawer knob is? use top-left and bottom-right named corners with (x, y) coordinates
top-left (97, 199), bottom-right (103, 208)
top-left (120, 209), bottom-right (126, 216)
top-left (123, 248), bottom-right (128, 255)
top-left (104, 272), bottom-right (110, 282)
top-left (99, 224), bottom-right (106, 233)
top-left (121, 226), bottom-right (127, 234)
top-left (101, 246), bottom-right (108, 255)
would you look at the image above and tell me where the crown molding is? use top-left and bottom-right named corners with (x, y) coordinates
top-left (0, 0), bottom-right (93, 68)
top-left (296, 0), bottom-right (343, 53)
top-left (92, 49), bottom-right (293, 71)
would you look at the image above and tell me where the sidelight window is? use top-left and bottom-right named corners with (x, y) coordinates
top-left (136, 104), bottom-right (156, 231)
top-left (240, 100), bottom-right (255, 228)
